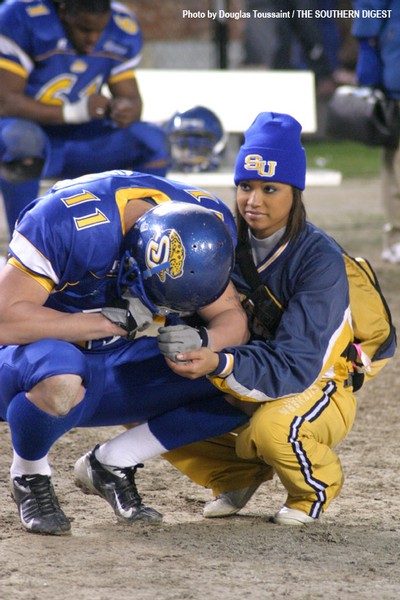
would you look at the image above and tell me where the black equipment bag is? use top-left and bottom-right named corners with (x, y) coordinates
top-left (326, 85), bottom-right (400, 149)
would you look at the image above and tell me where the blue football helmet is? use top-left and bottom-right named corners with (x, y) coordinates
top-left (164, 106), bottom-right (227, 172)
top-left (118, 201), bottom-right (235, 314)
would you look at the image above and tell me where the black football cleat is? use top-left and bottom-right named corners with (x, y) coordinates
top-left (74, 446), bottom-right (163, 523)
top-left (11, 474), bottom-right (71, 535)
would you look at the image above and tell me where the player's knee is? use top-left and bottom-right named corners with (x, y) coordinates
top-left (0, 119), bottom-right (46, 183)
top-left (22, 340), bottom-right (89, 415)
top-left (27, 374), bottom-right (85, 416)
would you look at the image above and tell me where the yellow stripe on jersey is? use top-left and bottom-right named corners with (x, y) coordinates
top-left (114, 15), bottom-right (139, 35)
top-left (108, 69), bottom-right (136, 85)
top-left (27, 5), bottom-right (50, 17)
top-left (0, 57), bottom-right (27, 79)
top-left (8, 256), bottom-right (55, 294)
top-left (9, 231), bottom-right (60, 287)
top-left (115, 187), bottom-right (173, 234)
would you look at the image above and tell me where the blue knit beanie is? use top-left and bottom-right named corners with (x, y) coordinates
top-left (234, 112), bottom-right (306, 190)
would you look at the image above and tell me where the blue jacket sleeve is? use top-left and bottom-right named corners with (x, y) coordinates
top-left (210, 247), bottom-right (352, 401)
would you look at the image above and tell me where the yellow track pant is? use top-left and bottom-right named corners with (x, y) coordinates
top-left (164, 379), bottom-right (356, 517)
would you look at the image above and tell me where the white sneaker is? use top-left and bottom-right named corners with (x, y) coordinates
top-left (273, 506), bottom-right (315, 526)
top-left (203, 484), bottom-right (261, 518)
top-left (382, 242), bottom-right (400, 264)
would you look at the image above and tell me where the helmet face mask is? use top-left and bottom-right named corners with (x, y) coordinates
top-left (165, 106), bottom-right (227, 172)
top-left (120, 202), bottom-right (235, 315)
top-left (169, 131), bottom-right (218, 172)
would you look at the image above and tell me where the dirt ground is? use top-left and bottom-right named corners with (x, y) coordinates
top-left (0, 177), bottom-right (399, 600)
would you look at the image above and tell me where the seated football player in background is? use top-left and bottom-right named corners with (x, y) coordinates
top-left (0, 0), bottom-right (169, 236)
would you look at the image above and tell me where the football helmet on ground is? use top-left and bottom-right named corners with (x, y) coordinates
top-left (164, 106), bottom-right (227, 172)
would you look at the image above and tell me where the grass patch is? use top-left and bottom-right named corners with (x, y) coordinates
top-left (303, 139), bottom-right (382, 179)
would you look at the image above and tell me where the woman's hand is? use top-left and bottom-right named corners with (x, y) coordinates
top-left (164, 347), bottom-right (220, 379)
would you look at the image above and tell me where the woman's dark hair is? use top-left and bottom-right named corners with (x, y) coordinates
top-left (236, 186), bottom-right (306, 246)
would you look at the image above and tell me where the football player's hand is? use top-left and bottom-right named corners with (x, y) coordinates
top-left (157, 325), bottom-right (209, 363)
top-left (101, 293), bottom-right (153, 341)
top-left (88, 94), bottom-right (110, 120)
top-left (109, 97), bottom-right (137, 127)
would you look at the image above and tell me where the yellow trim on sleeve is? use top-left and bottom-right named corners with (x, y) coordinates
top-left (0, 57), bottom-right (28, 79)
top-left (108, 69), bottom-right (136, 85)
top-left (8, 256), bottom-right (55, 293)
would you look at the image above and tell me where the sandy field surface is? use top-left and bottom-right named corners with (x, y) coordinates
top-left (0, 177), bottom-right (399, 600)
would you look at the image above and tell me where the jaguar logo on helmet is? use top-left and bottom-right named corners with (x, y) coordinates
top-left (145, 229), bottom-right (186, 283)
top-left (120, 201), bottom-right (235, 315)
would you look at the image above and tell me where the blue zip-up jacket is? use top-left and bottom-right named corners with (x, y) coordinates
top-left (210, 222), bottom-right (353, 402)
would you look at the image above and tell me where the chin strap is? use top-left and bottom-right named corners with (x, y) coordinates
top-left (117, 250), bottom-right (159, 314)
top-left (117, 251), bottom-right (188, 318)
top-left (141, 260), bottom-right (171, 280)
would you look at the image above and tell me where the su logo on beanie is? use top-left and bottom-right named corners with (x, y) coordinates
top-left (234, 112), bottom-right (306, 190)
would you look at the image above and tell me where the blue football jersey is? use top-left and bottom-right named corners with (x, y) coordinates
top-left (8, 170), bottom-right (237, 315)
top-left (0, 0), bottom-right (142, 104)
